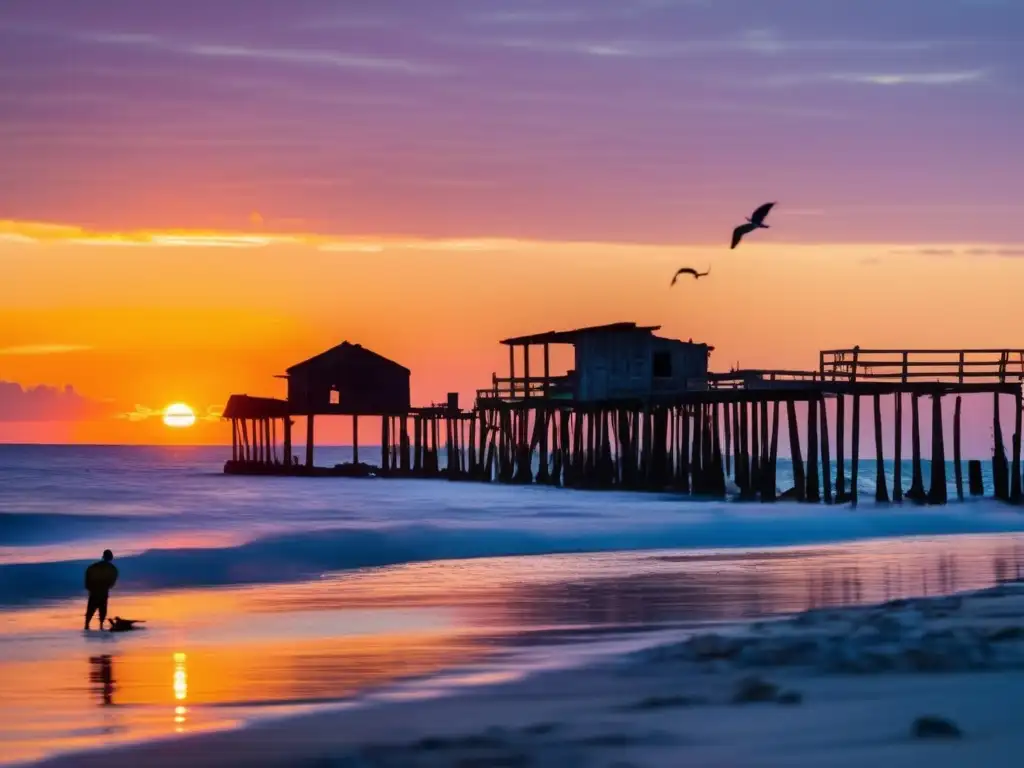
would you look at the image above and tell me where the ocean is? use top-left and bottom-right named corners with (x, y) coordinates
top-left (4, 445), bottom-right (1024, 764)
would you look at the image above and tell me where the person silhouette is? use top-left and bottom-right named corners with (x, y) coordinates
top-left (84, 550), bottom-right (118, 630)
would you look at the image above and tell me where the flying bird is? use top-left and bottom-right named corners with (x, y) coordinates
top-left (671, 265), bottom-right (710, 285)
top-left (730, 201), bottom-right (776, 249)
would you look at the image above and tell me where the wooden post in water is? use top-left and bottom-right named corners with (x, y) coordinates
top-left (712, 403), bottom-right (726, 496)
top-left (538, 408), bottom-right (550, 484)
top-left (680, 406), bottom-right (691, 493)
top-left (381, 414), bottom-right (390, 474)
top-left (231, 419), bottom-right (238, 462)
top-left (893, 393), bottom-right (903, 502)
top-left (763, 400), bottom-right (779, 502)
top-left (836, 395), bottom-right (846, 501)
top-left (738, 401), bottom-right (750, 497)
top-left (850, 394), bottom-right (861, 505)
top-left (305, 415), bottom-right (314, 468)
top-left (760, 400), bottom-right (770, 477)
top-left (413, 415), bottom-right (422, 473)
top-left (820, 396), bottom-right (832, 503)
top-left (691, 405), bottom-right (704, 494)
top-left (787, 400), bottom-right (805, 501)
top-left (994, 392), bottom-right (1009, 501)
top-left (1013, 390), bottom-right (1023, 504)
top-left (873, 393), bottom-right (889, 502)
top-left (731, 402), bottom-right (742, 483)
top-left (750, 401), bottom-right (760, 495)
top-left (954, 396), bottom-right (964, 500)
top-left (351, 414), bottom-right (360, 465)
top-left (284, 417), bottom-right (293, 467)
top-left (806, 398), bottom-right (820, 502)
top-left (928, 393), bottom-right (948, 504)
top-left (724, 401), bottom-right (732, 478)
top-left (908, 395), bottom-right (925, 502)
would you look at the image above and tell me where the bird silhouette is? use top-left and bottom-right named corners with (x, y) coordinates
top-left (730, 202), bottom-right (775, 249)
top-left (671, 265), bottom-right (710, 285)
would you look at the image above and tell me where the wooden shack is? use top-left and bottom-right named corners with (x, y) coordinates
top-left (283, 341), bottom-right (411, 468)
top-left (496, 322), bottom-right (713, 403)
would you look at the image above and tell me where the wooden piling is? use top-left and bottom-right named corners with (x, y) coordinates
top-left (786, 401), bottom-right (805, 501)
top-left (750, 401), bottom-right (760, 495)
top-left (873, 393), bottom-right (889, 502)
top-left (806, 398), bottom-right (820, 502)
top-left (305, 414), bottom-right (314, 468)
top-left (284, 417), bottom-right (292, 467)
top-left (731, 402), bottom-right (742, 483)
top-left (820, 396), bottom-right (832, 503)
top-left (1013, 391), bottom-right (1023, 503)
top-left (836, 395), bottom-right (846, 501)
top-left (850, 395), bottom-right (860, 505)
top-left (954, 396), bottom-right (964, 500)
top-left (763, 400), bottom-right (779, 502)
top-left (382, 415), bottom-right (391, 474)
top-left (928, 394), bottom-right (948, 504)
top-left (908, 395), bottom-right (925, 503)
top-left (968, 459), bottom-right (984, 496)
top-left (893, 393), bottom-right (902, 502)
top-left (712, 403), bottom-right (726, 495)
top-left (994, 392), bottom-right (1009, 500)
top-left (724, 402), bottom-right (732, 477)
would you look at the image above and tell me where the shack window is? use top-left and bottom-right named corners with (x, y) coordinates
top-left (652, 351), bottom-right (672, 378)
top-left (330, 390), bottom-right (340, 405)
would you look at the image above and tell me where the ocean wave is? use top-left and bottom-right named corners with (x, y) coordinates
top-left (5, 500), bottom-right (1024, 607)
top-left (0, 512), bottom-right (152, 546)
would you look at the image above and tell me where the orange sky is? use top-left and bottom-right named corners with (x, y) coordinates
top-left (1, 218), bottom-right (1023, 444)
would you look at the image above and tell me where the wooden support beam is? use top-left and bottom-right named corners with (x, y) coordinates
top-left (231, 419), bottom-right (238, 462)
top-left (873, 393), bottom-right (889, 502)
top-left (1014, 391), bottom-right (1023, 504)
top-left (820, 396), bottom-right (832, 504)
top-left (352, 414), bottom-right (360, 465)
top-left (401, 417), bottom-right (410, 473)
top-left (787, 401), bottom-right (805, 501)
top-left (908, 395), bottom-right (925, 503)
top-left (382, 414), bottom-right (391, 474)
top-left (994, 392), bottom-right (1009, 501)
top-left (712, 403), bottom-right (725, 496)
top-left (680, 406), bottom-right (691, 493)
top-left (954, 396), bottom-right (964, 500)
top-left (893, 393), bottom-right (902, 502)
top-left (750, 401), bottom-right (760, 495)
top-left (724, 401), bottom-right (732, 478)
top-left (763, 401), bottom-right (779, 502)
top-left (928, 394), bottom-right (948, 504)
top-left (732, 402), bottom-right (742, 483)
top-left (691, 405), bottom-right (703, 494)
top-left (836, 395), bottom-right (846, 501)
top-left (850, 395), bottom-right (861, 505)
top-left (284, 417), bottom-right (293, 467)
top-left (806, 398), bottom-right (820, 502)
top-left (305, 415), bottom-right (314, 468)
top-left (739, 402), bottom-right (751, 497)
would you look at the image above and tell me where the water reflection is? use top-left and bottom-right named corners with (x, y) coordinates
top-left (173, 652), bottom-right (187, 731)
top-left (88, 655), bottom-right (115, 706)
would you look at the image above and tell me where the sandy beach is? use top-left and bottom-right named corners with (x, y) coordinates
top-left (29, 578), bottom-right (1024, 768)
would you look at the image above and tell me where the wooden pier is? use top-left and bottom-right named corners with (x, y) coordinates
top-left (222, 326), bottom-right (1024, 506)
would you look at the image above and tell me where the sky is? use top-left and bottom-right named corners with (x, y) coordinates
top-left (1, 0), bottom-right (1023, 447)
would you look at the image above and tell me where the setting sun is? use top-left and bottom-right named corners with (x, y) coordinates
top-left (163, 403), bottom-right (196, 428)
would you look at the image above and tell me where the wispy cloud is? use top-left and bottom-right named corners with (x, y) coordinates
top-left (78, 31), bottom-right (448, 76)
top-left (830, 70), bottom-right (987, 86)
top-left (490, 28), bottom-right (960, 59)
top-left (0, 220), bottom-right (300, 248)
top-left (0, 344), bottom-right (92, 356)
top-left (889, 246), bottom-right (1024, 257)
top-left (118, 404), bottom-right (222, 422)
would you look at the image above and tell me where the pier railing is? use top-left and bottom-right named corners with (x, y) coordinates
top-left (820, 349), bottom-right (1024, 384)
top-left (476, 373), bottom-right (573, 402)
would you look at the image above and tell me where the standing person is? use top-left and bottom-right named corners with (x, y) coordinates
top-left (84, 550), bottom-right (118, 630)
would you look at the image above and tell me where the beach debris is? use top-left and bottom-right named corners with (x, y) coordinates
top-left (911, 716), bottom-right (963, 739)
top-left (685, 633), bottom-right (744, 661)
top-left (731, 676), bottom-right (779, 704)
top-left (730, 201), bottom-right (775, 249)
top-left (986, 626), bottom-right (1024, 642)
top-left (670, 266), bottom-right (710, 285)
top-left (625, 694), bottom-right (708, 711)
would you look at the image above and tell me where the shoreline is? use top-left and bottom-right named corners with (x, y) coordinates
top-left (32, 580), bottom-right (1024, 768)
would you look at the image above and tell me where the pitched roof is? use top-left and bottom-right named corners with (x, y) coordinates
top-left (222, 394), bottom-right (290, 419)
top-left (285, 341), bottom-right (410, 375)
top-left (500, 322), bottom-right (661, 346)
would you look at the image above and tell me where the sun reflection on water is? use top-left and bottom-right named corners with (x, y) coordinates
top-left (173, 652), bottom-right (188, 731)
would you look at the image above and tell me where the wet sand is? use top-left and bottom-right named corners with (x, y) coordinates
top-left (6, 532), bottom-right (1024, 765)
